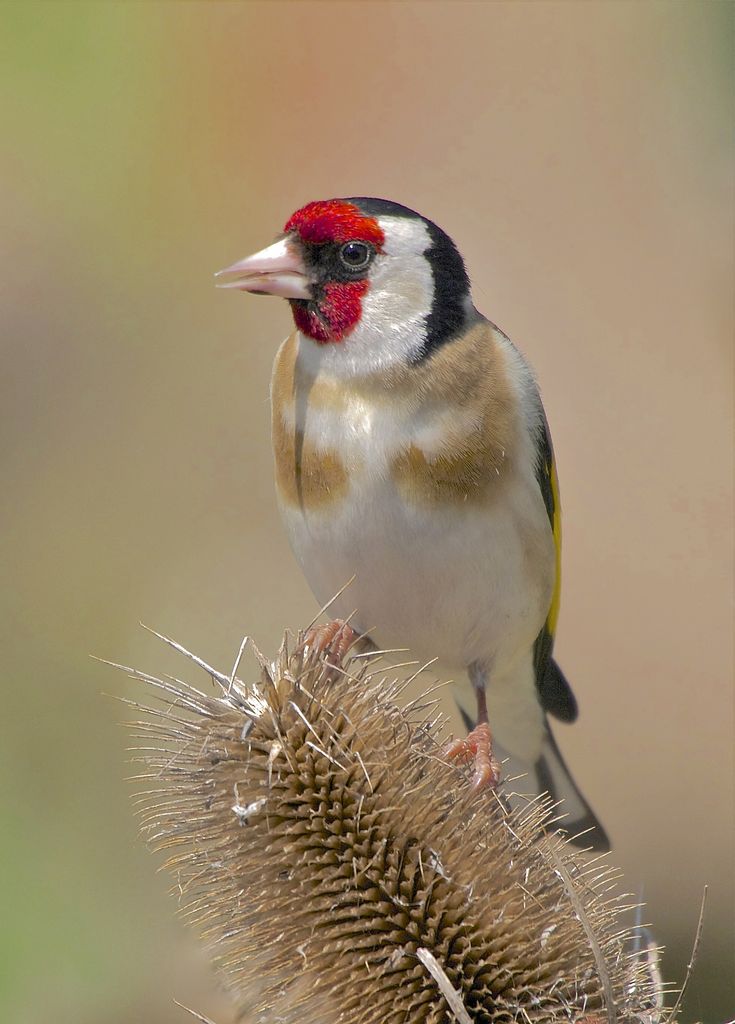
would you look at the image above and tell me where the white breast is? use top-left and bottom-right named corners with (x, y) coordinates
top-left (275, 341), bottom-right (555, 678)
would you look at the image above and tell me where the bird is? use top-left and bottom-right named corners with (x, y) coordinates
top-left (216, 197), bottom-right (609, 850)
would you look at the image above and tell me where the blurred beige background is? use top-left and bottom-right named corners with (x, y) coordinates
top-left (1, 3), bottom-right (732, 1022)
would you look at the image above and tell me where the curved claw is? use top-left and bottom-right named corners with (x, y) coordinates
top-left (297, 619), bottom-right (359, 670)
top-left (444, 722), bottom-right (501, 789)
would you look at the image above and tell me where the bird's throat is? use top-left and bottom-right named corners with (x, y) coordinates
top-left (290, 280), bottom-right (368, 344)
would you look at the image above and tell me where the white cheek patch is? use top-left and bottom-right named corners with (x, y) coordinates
top-left (379, 216), bottom-right (432, 258)
top-left (297, 217), bottom-right (435, 378)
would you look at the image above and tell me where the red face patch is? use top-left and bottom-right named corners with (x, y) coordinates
top-left (291, 280), bottom-right (368, 344)
top-left (284, 199), bottom-right (385, 248)
top-left (284, 199), bottom-right (384, 344)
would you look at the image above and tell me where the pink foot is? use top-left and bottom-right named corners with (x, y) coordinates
top-left (444, 722), bottom-right (501, 789)
top-left (298, 619), bottom-right (358, 670)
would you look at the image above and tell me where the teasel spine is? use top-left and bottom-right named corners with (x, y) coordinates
top-left (115, 625), bottom-right (670, 1024)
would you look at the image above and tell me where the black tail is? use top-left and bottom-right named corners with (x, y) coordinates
top-left (534, 723), bottom-right (610, 851)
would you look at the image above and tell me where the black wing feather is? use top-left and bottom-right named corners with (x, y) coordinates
top-left (532, 410), bottom-right (578, 722)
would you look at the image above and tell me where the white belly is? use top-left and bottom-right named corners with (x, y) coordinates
top-left (279, 464), bottom-right (554, 676)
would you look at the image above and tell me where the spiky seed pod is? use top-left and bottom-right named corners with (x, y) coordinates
top-left (125, 630), bottom-right (669, 1024)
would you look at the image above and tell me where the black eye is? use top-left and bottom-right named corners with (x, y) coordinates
top-left (339, 241), bottom-right (372, 270)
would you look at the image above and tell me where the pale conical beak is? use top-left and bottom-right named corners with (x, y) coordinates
top-left (215, 237), bottom-right (312, 299)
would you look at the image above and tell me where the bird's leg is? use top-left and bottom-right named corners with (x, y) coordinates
top-left (297, 619), bottom-right (359, 671)
top-left (444, 664), bottom-right (501, 789)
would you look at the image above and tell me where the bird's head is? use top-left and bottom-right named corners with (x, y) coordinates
top-left (217, 198), bottom-right (474, 372)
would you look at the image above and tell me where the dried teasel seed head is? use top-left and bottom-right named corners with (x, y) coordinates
top-left (122, 627), bottom-right (671, 1024)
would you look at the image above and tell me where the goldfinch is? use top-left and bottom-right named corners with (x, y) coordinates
top-left (217, 197), bottom-right (609, 851)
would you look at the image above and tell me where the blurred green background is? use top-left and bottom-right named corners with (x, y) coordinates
top-left (1, 3), bottom-right (732, 1022)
